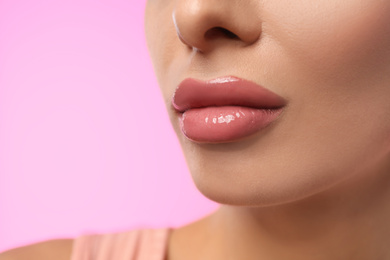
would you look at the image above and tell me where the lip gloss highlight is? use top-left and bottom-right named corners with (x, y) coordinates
top-left (172, 76), bottom-right (286, 143)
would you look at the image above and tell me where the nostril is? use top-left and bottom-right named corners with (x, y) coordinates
top-left (204, 27), bottom-right (239, 41)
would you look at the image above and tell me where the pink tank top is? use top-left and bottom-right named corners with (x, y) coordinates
top-left (70, 228), bottom-right (171, 260)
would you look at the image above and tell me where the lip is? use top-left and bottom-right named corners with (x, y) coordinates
top-left (172, 76), bottom-right (286, 143)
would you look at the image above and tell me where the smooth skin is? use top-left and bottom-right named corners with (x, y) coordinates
top-left (146, 0), bottom-right (390, 259)
top-left (3, 0), bottom-right (390, 259)
top-left (0, 239), bottom-right (72, 260)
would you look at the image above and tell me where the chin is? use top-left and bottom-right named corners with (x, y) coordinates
top-left (184, 145), bottom-right (383, 208)
top-left (189, 147), bottom-right (390, 208)
top-left (187, 166), bottom-right (342, 208)
top-left (193, 183), bottom-right (327, 208)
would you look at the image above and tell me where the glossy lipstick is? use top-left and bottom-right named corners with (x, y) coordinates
top-left (172, 76), bottom-right (286, 143)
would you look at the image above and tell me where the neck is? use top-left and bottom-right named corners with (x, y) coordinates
top-left (212, 161), bottom-right (390, 260)
top-left (169, 159), bottom-right (390, 260)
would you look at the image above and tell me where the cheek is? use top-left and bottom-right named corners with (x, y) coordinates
top-left (262, 0), bottom-right (390, 142)
top-left (265, 0), bottom-right (390, 83)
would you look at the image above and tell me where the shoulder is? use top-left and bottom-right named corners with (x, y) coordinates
top-left (0, 239), bottom-right (74, 260)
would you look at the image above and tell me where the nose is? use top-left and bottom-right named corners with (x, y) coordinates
top-left (172, 0), bottom-right (262, 53)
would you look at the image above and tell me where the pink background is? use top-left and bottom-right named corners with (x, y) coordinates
top-left (0, 0), bottom-right (217, 252)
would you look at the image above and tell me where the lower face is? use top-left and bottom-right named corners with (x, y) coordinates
top-left (144, 0), bottom-right (390, 206)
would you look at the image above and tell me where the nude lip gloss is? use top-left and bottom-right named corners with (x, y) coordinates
top-left (172, 76), bottom-right (286, 143)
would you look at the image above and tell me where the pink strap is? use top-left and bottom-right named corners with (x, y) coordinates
top-left (70, 228), bottom-right (170, 260)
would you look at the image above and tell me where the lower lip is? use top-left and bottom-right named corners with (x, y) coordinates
top-left (179, 106), bottom-right (283, 143)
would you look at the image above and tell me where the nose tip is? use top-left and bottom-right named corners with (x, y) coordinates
top-left (172, 1), bottom-right (262, 53)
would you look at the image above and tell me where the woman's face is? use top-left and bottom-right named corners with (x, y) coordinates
top-left (144, 0), bottom-right (390, 206)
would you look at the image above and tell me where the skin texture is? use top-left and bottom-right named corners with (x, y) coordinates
top-left (146, 0), bottom-right (390, 207)
top-left (0, 240), bottom-right (73, 260)
top-left (2, 1), bottom-right (390, 259)
top-left (145, 0), bottom-right (390, 259)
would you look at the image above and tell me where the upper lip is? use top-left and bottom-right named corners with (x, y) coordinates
top-left (172, 76), bottom-right (286, 113)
